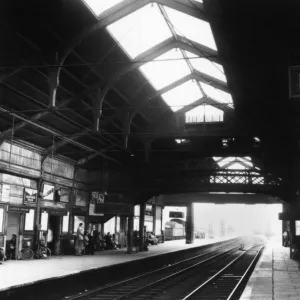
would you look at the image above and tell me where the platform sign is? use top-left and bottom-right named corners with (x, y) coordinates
top-left (169, 211), bottom-right (184, 218)
top-left (296, 221), bottom-right (300, 236)
top-left (8, 206), bottom-right (30, 213)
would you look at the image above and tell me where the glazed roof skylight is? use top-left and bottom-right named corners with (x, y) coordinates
top-left (213, 157), bottom-right (254, 169)
top-left (186, 104), bottom-right (224, 123)
top-left (161, 79), bottom-right (202, 112)
top-left (82, 0), bottom-right (234, 113)
top-left (83, 0), bottom-right (124, 16)
top-left (140, 49), bottom-right (191, 90)
top-left (163, 7), bottom-right (217, 50)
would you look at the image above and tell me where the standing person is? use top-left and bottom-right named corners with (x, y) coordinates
top-left (89, 225), bottom-right (98, 254)
top-left (283, 230), bottom-right (289, 247)
top-left (75, 223), bottom-right (84, 256)
top-left (7, 234), bottom-right (17, 260)
top-left (0, 246), bottom-right (5, 264)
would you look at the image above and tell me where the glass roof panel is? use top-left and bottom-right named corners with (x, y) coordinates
top-left (200, 82), bottom-right (233, 104)
top-left (83, 0), bottom-right (124, 16)
top-left (140, 48), bottom-right (191, 90)
top-left (164, 6), bottom-right (217, 50)
top-left (161, 80), bottom-right (202, 112)
top-left (227, 162), bottom-right (247, 170)
top-left (213, 157), bottom-right (253, 169)
top-left (107, 3), bottom-right (173, 59)
top-left (186, 104), bottom-right (224, 123)
top-left (185, 51), bottom-right (226, 82)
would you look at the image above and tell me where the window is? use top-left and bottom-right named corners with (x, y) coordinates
top-left (185, 104), bottom-right (224, 123)
top-left (161, 80), bottom-right (202, 112)
top-left (83, 0), bottom-right (124, 16)
top-left (41, 211), bottom-right (48, 231)
top-left (140, 48), bottom-right (191, 90)
top-left (62, 212), bottom-right (69, 233)
top-left (25, 209), bottom-right (35, 231)
top-left (107, 3), bottom-right (172, 59)
top-left (134, 205), bottom-right (140, 217)
top-left (0, 207), bottom-right (4, 233)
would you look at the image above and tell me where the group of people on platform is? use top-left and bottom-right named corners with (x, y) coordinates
top-left (0, 234), bottom-right (17, 264)
top-left (75, 223), bottom-right (120, 256)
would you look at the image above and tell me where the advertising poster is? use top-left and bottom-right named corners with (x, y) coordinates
top-left (1, 184), bottom-right (10, 203)
top-left (42, 184), bottom-right (54, 200)
top-left (24, 188), bottom-right (38, 205)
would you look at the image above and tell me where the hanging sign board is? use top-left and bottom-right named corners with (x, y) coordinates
top-left (89, 203), bottom-right (104, 216)
top-left (1, 184), bottom-right (10, 203)
top-left (42, 184), bottom-right (54, 200)
top-left (47, 209), bottom-right (67, 216)
top-left (169, 211), bottom-right (185, 218)
top-left (23, 188), bottom-right (38, 205)
top-left (8, 205), bottom-right (30, 213)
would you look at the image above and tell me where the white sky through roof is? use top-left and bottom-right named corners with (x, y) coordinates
top-left (200, 82), bottom-right (233, 104)
top-left (186, 51), bottom-right (227, 82)
top-left (107, 3), bottom-right (173, 59)
top-left (140, 49), bottom-right (191, 90)
top-left (161, 80), bottom-right (202, 112)
top-left (186, 104), bottom-right (224, 122)
top-left (164, 6), bottom-right (217, 50)
top-left (83, 0), bottom-right (124, 16)
top-left (213, 157), bottom-right (254, 169)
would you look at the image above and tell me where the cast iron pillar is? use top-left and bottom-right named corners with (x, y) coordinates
top-left (127, 214), bottom-right (134, 254)
top-left (186, 202), bottom-right (194, 244)
top-left (139, 203), bottom-right (145, 251)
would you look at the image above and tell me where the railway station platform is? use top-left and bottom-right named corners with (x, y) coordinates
top-left (0, 236), bottom-right (236, 295)
top-left (240, 238), bottom-right (300, 300)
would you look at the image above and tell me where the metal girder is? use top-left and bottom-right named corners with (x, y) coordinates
top-left (0, 105), bottom-right (121, 165)
top-left (176, 36), bottom-right (219, 63)
top-left (76, 145), bottom-right (115, 166)
top-left (156, 0), bottom-right (205, 20)
top-left (193, 70), bottom-right (229, 93)
top-left (43, 128), bottom-right (90, 156)
top-left (0, 98), bottom-right (72, 142)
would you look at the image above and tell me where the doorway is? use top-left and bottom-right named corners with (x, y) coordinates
top-left (48, 215), bottom-right (61, 254)
top-left (7, 212), bottom-right (20, 258)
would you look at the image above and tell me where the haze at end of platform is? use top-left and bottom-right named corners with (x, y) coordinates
top-left (194, 203), bottom-right (282, 239)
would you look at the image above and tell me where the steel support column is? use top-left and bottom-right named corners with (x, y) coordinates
top-left (127, 214), bottom-right (134, 254)
top-left (186, 202), bottom-right (194, 244)
top-left (139, 203), bottom-right (145, 251)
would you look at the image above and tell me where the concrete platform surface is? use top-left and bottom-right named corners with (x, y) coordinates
top-left (0, 236), bottom-right (234, 292)
top-left (240, 239), bottom-right (300, 300)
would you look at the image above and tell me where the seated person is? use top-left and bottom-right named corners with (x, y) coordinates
top-left (147, 232), bottom-right (158, 245)
top-left (105, 232), bottom-right (117, 250)
top-left (96, 233), bottom-right (106, 251)
top-left (6, 234), bottom-right (17, 260)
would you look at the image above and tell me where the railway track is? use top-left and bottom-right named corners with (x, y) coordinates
top-left (67, 239), bottom-right (263, 300)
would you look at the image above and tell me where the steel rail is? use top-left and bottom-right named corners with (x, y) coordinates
top-left (114, 247), bottom-right (237, 300)
top-left (68, 239), bottom-right (240, 300)
top-left (182, 244), bottom-right (264, 300)
top-left (226, 245), bottom-right (265, 300)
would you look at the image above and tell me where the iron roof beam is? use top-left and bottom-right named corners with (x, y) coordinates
top-left (192, 70), bottom-right (229, 93)
top-left (0, 106), bottom-right (121, 165)
top-left (0, 98), bottom-right (72, 143)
